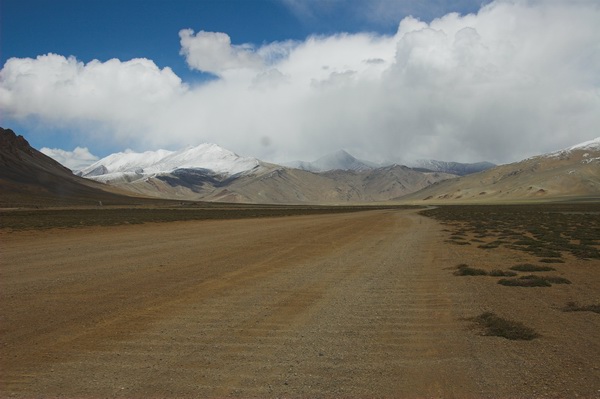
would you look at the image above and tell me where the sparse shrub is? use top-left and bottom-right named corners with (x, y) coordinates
top-left (539, 258), bottom-right (565, 264)
top-left (563, 302), bottom-right (600, 314)
top-left (488, 269), bottom-right (517, 277)
top-left (454, 264), bottom-right (487, 276)
top-left (470, 312), bottom-right (540, 340)
top-left (478, 242), bottom-right (500, 249)
top-left (530, 248), bottom-right (562, 259)
top-left (446, 239), bottom-right (471, 245)
top-left (543, 276), bottom-right (571, 284)
top-left (420, 204), bottom-right (600, 261)
top-left (498, 275), bottom-right (571, 287)
top-left (510, 263), bottom-right (555, 272)
top-left (450, 235), bottom-right (466, 240)
top-left (498, 276), bottom-right (551, 287)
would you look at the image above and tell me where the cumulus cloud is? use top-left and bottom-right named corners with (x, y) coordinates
top-left (2, 1), bottom-right (600, 165)
top-left (40, 146), bottom-right (99, 171)
top-left (179, 29), bottom-right (264, 75)
top-left (0, 54), bottom-right (187, 144)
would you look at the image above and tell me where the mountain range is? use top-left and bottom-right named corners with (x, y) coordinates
top-left (2, 125), bottom-right (599, 206)
top-left (77, 146), bottom-right (464, 203)
top-left (76, 149), bottom-right (454, 203)
top-left (285, 150), bottom-right (495, 175)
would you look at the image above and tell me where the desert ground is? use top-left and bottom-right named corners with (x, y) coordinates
top-left (1, 206), bottom-right (599, 398)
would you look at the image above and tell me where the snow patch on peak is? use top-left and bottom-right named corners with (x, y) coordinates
top-left (542, 137), bottom-right (600, 159)
top-left (80, 143), bottom-right (260, 179)
top-left (568, 137), bottom-right (600, 152)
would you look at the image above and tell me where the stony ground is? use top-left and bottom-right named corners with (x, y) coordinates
top-left (1, 208), bottom-right (598, 398)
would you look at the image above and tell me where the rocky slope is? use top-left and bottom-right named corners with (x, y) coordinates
top-left (0, 127), bottom-right (145, 207)
top-left (78, 145), bottom-right (456, 203)
top-left (402, 138), bottom-right (600, 203)
top-left (99, 162), bottom-right (455, 204)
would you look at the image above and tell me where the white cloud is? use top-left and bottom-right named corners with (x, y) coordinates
top-left (179, 29), bottom-right (263, 75)
top-left (1, 1), bottom-right (600, 165)
top-left (40, 146), bottom-right (99, 171)
top-left (0, 54), bottom-right (187, 144)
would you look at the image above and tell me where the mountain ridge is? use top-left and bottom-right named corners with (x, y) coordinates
top-left (402, 137), bottom-right (600, 203)
top-left (79, 144), bottom-right (262, 183)
top-left (408, 159), bottom-right (496, 176)
top-left (0, 127), bottom-right (148, 207)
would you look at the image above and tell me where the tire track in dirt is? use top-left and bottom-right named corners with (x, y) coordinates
top-left (2, 209), bottom-right (481, 398)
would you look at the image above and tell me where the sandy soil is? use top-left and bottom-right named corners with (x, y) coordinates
top-left (1, 209), bottom-right (599, 398)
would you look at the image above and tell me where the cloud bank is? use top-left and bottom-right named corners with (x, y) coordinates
top-left (40, 146), bottom-right (99, 171)
top-left (2, 0), bottom-right (600, 164)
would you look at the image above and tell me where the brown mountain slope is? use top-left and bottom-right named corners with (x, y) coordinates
top-left (101, 163), bottom-right (455, 204)
top-left (0, 127), bottom-right (146, 207)
top-left (401, 140), bottom-right (600, 203)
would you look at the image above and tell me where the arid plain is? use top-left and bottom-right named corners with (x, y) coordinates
top-left (1, 205), bottom-right (599, 398)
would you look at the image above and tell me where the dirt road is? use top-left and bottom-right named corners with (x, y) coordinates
top-left (1, 209), bottom-right (598, 398)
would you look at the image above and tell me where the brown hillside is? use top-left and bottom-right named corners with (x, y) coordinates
top-left (401, 141), bottom-right (600, 203)
top-left (0, 127), bottom-right (146, 207)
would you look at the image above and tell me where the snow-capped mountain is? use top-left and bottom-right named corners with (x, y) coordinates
top-left (286, 150), bottom-right (378, 172)
top-left (79, 144), bottom-right (261, 183)
top-left (286, 149), bottom-right (496, 176)
top-left (75, 144), bottom-right (456, 203)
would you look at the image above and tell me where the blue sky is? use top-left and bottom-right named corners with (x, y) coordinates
top-left (2, 1), bottom-right (487, 83)
top-left (1, 0), bottom-right (599, 169)
top-left (4, 1), bottom-right (298, 83)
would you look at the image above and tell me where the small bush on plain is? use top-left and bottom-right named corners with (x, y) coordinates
top-left (470, 312), bottom-right (540, 340)
top-left (510, 263), bottom-right (555, 272)
top-left (454, 264), bottom-right (488, 276)
top-left (488, 269), bottom-right (517, 277)
top-left (563, 302), bottom-right (600, 314)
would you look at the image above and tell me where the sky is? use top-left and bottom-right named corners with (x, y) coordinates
top-left (1, 0), bottom-right (600, 170)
